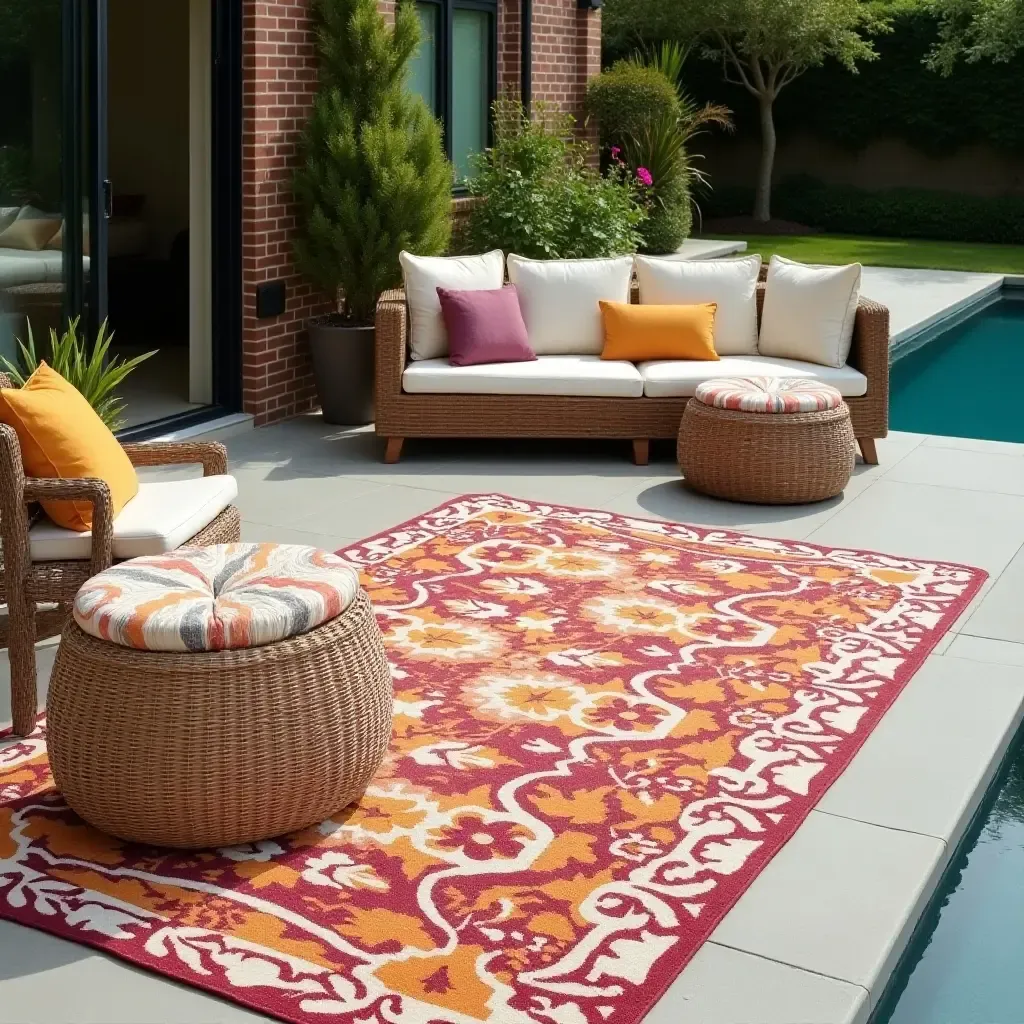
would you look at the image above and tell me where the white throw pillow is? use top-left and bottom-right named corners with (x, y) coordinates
top-left (758, 255), bottom-right (862, 368)
top-left (634, 253), bottom-right (762, 356)
top-left (506, 254), bottom-right (634, 355)
top-left (399, 249), bottom-right (505, 361)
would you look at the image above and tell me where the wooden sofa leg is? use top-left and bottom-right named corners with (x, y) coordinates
top-left (383, 438), bottom-right (404, 464)
top-left (632, 439), bottom-right (650, 467)
top-left (857, 438), bottom-right (879, 465)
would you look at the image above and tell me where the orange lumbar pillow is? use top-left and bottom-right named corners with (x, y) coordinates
top-left (599, 301), bottom-right (719, 362)
top-left (0, 362), bottom-right (138, 531)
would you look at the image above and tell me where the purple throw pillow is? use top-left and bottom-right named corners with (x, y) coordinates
top-left (437, 285), bottom-right (536, 367)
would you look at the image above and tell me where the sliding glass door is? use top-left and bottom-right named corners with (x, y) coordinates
top-left (0, 0), bottom-right (101, 363)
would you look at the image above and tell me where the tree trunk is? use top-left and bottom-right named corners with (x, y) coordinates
top-left (754, 94), bottom-right (776, 223)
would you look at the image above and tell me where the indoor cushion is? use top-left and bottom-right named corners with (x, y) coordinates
top-left (634, 253), bottom-right (762, 356)
top-left (403, 355), bottom-right (644, 398)
top-left (30, 474), bottom-right (238, 562)
top-left (0, 363), bottom-right (138, 531)
top-left (400, 249), bottom-right (504, 361)
top-left (72, 542), bottom-right (360, 652)
top-left (438, 285), bottom-right (534, 366)
top-left (638, 354), bottom-right (868, 399)
top-left (600, 300), bottom-right (718, 362)
top-left (0, 207), bottom-right (19, 233)
top-left (695, 377), bottom-right (845, 414)
top-left (0, 207), bottom-right (61, 251)
top-left (758, 255), bottom-right (862, 368)
top-left (506, 254), bottom-right (634, 355)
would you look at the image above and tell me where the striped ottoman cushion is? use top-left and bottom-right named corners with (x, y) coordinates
top-left (694, 376), bottom-right (845, 414)
top-left (73, 543), bottom-right (361, 652)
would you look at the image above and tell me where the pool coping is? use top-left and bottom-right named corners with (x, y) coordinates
top-left (889, 275), bottom-right (1007, 362)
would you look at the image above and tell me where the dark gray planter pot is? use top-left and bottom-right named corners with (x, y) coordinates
top-left (307, 316), bottom-right (375, 426)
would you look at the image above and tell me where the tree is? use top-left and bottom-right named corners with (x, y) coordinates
top-left (928, 0), bottom-right (1024, 72)
top-left (293, 0), bottom-right (452, 324)
top-left (604, 0), bottom-right (888, 222)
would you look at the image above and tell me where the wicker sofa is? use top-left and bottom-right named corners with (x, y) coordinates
top-left (375, 278), bottom-right (889, 467)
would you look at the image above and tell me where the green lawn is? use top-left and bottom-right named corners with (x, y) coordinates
top-left (701, 234), bottom-right (1024, 274)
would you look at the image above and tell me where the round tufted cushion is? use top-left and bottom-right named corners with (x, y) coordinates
top-left (73, 543), bottom-right (361, 652)
top-left (694, 376), bottom-right (845, 414)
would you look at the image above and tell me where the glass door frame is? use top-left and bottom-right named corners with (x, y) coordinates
top-left (61, 0), bottom-right (244, 439)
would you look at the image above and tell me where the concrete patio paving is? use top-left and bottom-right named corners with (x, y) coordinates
top-left (3, 420), bottom-right (1024, 1024)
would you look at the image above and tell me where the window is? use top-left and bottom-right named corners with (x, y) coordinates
top-left (410, 0), bottom-right (497, 183)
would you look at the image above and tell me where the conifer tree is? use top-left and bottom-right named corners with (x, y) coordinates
top-left (294, 0), bottom-right (452, 323)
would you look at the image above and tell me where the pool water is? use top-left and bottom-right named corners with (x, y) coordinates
top-left (890, 297), bottom-right (1024, 443)
top-left (878, 746), bottom-right (1024, 1024)
top-left (879, 293), bottom-right (1024, 1024)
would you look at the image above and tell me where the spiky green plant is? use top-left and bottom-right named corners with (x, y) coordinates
top-left (1, 318), bottom-right (156, 432)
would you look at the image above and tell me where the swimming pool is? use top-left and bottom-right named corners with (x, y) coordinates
top-left (879, 291), bottom-right (1024, 1024)
top-left (890, 295), bottom-right (1024, 444)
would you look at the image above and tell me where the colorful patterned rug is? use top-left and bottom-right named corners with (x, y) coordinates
top-left (1, 494), bottom-right (986, 1024)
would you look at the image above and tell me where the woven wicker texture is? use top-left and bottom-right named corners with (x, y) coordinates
top-left (374, 275), bottom-right (889, 457)
top-left (0, 368), bottom-right (241, 737)
top-left (678, 398), bottom-right (857, 505)
top-left (46, 589), bottom-right (394, 848)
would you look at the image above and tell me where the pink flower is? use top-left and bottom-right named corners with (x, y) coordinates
top-left (636, 167), bottom-right (653, 187)
top-left (610, 146), bottom-right (621, 158)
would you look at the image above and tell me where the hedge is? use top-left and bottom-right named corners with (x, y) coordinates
top-left (585, 63), bottom-right (680, 147)
top-left (701, 176), bottom-right (1024, 246)
top-left (665, 11), bottom-right (1024, 158)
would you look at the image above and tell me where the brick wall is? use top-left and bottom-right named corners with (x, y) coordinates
top-left (241, 0), bottom-right (325, 426)
top-left (240, 0), bottom-right (601, 426)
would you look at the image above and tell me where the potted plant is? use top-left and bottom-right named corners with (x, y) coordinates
top-left (293, 0), bottom-right (452, 426)
top-left (1, 319), bottom-right (155, 432)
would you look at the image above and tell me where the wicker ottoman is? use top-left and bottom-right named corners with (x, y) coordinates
top-left (46, 543), bottom-right (393, 849)
top-left (677, 377), bottom-right (857, 504)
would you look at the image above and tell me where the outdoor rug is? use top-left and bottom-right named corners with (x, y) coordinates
top-left (0, 494), bottom-right (987, 1024)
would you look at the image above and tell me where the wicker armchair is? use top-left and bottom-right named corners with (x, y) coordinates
top-left (0, 372), bottom-right (241, 736)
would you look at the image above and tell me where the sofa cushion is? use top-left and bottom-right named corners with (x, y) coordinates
top-left (403, 355), bottom-right (644, 398)
top-left (0, 206), bottom-right (61, 251)
top-left (600, 300), bottom-right (719, 362)
top-left (399, 249), bottom-right (505, 361)
top-left (638, 355), bottom-right (868, 399)
top-left (634, 253), bottom-right (762, 356)
top-left (29, 474), bottom-right (239, 562)
top-left (506, 254), bottom-right (634, 355)
top-left (438, 285), bottom-right (534, 366)
top-left (758, 255), bottom-right (862, 368)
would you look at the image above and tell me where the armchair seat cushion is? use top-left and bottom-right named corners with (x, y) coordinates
top-left (402, 355), bottom-right (644, 398)
top-left (29, 474), bottom-right (238, 562)
top-left (639, 355), bottom-right (868, 399)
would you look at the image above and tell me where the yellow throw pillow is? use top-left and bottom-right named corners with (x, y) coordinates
top-left (0, 208), bottom-right (61, 251)
top-left (0, 363), bottom-right (138, 531)
top-left (599, 301), bottom-right (719, 362)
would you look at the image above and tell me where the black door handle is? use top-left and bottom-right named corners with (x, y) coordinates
top-left (103, 179), bottom-right (113, 219)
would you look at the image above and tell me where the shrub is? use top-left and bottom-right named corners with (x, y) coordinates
top-left (1, 319), bottom-right (154, 432)
top-left (293, 0), bottom-right (452, 324)
top-left (585, 62), bottom-right (681, 148)
top-left (701, 175), bottom-right (1024, 246)
top-left (466, 99), bottom-right (645, 259)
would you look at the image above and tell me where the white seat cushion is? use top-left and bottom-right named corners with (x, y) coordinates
top-left (506, 254), bottom-right (634, 355)
top-left (758, 255), bottom-right (862, 368)
top-left (29, 474), bottom-right (238, 562)
top-left (403, 355), bottom-right (644, 398)
top-left (399, 249), bottom-right (505, 361)
top-left (639, 355), bottom-right (868, 399)
top-left (634, 253), bottom-right (762, 356)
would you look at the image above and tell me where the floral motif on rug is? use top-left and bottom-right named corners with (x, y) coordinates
top-left (1, 494), bottom-right (986, 1024)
